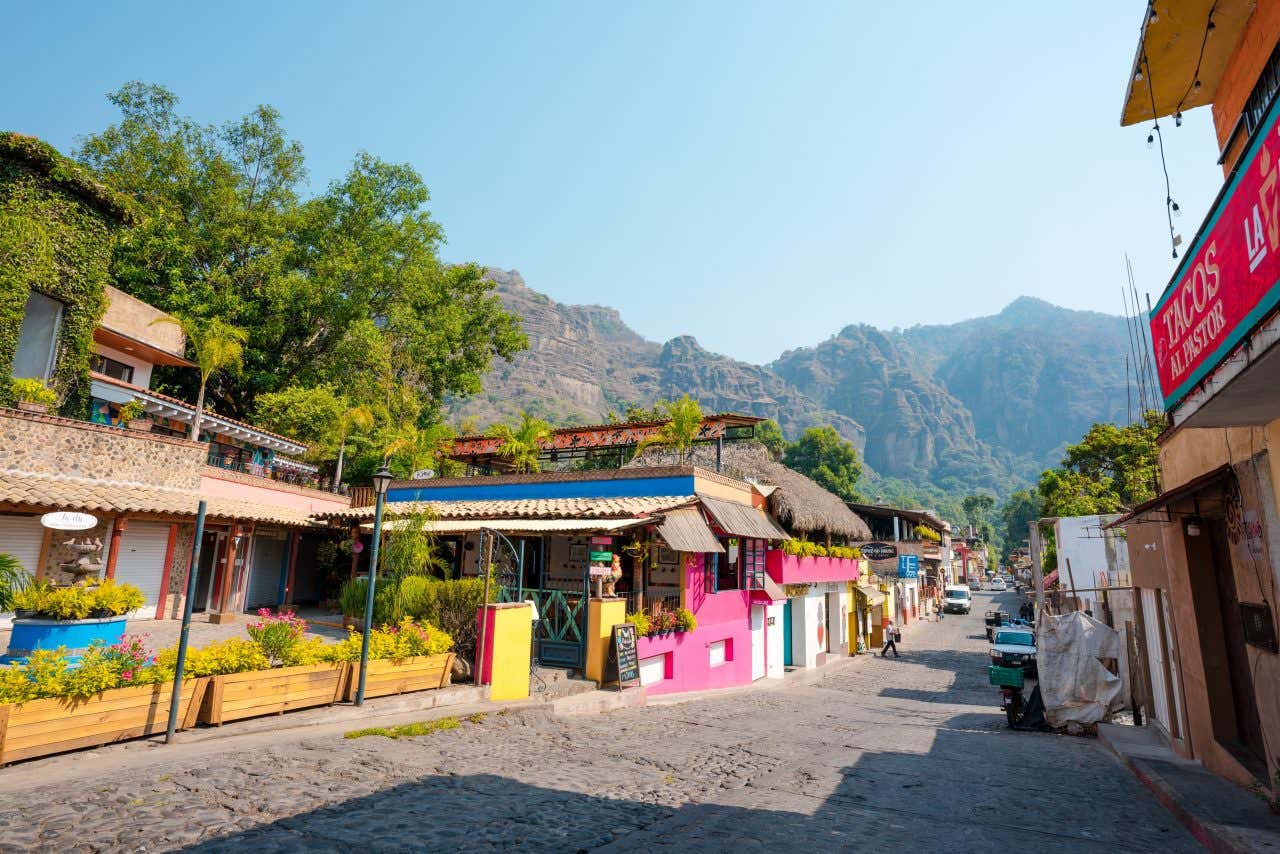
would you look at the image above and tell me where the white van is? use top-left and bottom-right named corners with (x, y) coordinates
top-left (942, 584), bottom-right (972, 614)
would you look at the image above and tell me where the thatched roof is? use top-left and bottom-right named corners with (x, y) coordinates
top-left (626, 441), bottom-right (871, 540)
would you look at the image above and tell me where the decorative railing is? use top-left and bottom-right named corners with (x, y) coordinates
top-left (206, 451), bottom-right (323, 490)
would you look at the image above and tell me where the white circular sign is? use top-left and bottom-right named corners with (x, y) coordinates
top-left (411, 469), bottom-right (435, 480)
top-left (40, 511), bottom-right (98, 531)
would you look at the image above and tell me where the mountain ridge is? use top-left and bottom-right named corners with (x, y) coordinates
top-left (448, 268), bottom-right (1134, 496)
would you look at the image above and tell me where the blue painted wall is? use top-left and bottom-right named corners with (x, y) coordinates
top-left (388, 474), bottom-right (697, 503)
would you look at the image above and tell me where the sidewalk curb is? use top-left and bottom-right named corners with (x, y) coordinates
top-left (1100, 733), bottom-right (1265, 853)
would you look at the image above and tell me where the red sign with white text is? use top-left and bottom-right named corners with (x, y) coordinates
top-left (1151, 103), bottom-right (1280, 409)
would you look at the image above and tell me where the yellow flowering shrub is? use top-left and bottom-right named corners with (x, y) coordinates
top-left (329, 618), bottom-right (453, 662)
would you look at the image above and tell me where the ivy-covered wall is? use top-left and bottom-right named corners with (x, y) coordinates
top-left (0, 133), bottom-right (131, 415)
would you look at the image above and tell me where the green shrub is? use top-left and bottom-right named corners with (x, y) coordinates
top-left (0, 553), bottom-right (31, 611)
top-left (246, 609), bottom-right (308, 665)
top-left (329, 618), bottom-right (453, 662)
top-left (626, 611), bottom-right (651, 637)
top-left (675, 607), bottom-right (697, 633)
top-left (11, 579), bottom-right (144, 619)
top-left (92, 579), bottom-right (145, 615)
top-left (11, 378), bottom-right (57, 407)
top-left (338, 577), bottom-right (368, 618)
top-left (117, 399), bottom-right (146, 422)
top-left (155, 638), bottom-right (270, 678)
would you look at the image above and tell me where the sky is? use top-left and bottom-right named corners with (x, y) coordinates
top-left (4, 1), bottom-right (1226, 364)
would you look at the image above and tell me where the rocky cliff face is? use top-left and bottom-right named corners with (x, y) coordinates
top-left (451, 270), bottom-right (1137, 494)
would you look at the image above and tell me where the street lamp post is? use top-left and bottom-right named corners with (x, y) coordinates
top-left (355, 464), bottom-right (393, 707)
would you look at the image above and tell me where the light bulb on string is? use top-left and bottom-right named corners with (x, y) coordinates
top-left (1170, 198), bottom-right (1181, 217)
top-left (1135, 69), bottom-right (1144, 82)
top-left (1148, 131), bottom-right (1155, 148)
top-left (1194, 79), bottom-right (1202, 92)
top-left (1148, 5), bottom-right (1158, 24)
top-left (1175, 111), bottom-right (1183, 127)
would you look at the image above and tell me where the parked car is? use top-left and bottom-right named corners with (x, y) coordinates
top-left (942, 585), bottom-right (972, 614)
top-left (990, 627), bottom-right (1037, 676)
top-left (967, 580), bottom-right (981, 591)
top-left (987, 577), bottom-right (1006, 592)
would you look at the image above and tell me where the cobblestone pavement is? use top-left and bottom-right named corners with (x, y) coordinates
top-left (0, 590), bottom-right (1196, 852)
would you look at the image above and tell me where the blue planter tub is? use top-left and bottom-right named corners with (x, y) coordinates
top-left (2, 616), bottom-right (128, 664)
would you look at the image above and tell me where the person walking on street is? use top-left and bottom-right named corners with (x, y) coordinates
top-left (881, 620), bottom-right (900, 657)
top-left (935, 600), bottom-right (944, 621)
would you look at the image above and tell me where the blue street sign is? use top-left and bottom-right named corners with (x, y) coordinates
top-left (897, 554), bottom-right (919, 579)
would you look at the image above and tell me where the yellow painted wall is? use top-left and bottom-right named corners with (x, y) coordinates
top-left (586, 598), bottom-right (627, 684)
top-left (487, 603), bottom-right (533, 701)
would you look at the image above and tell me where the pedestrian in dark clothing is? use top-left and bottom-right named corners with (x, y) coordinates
top-left (935, 601), bottom-right (944, 621)
top-left (881, 620), bottom-right (900, 657)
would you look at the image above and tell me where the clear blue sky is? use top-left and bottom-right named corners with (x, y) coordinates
top-left (4, 1), bottom-right (1224, 364)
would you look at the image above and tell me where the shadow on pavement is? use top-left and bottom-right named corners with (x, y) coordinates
top-left (186, 710), bottom-right (1202, 853)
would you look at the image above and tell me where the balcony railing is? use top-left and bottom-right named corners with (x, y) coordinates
top-left (624, 588), bottom-right (682, 619)
top-left (206, 451), bottom-right (323, 490)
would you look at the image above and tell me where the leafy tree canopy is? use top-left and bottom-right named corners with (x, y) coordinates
top-left (783, 426), bottom-right (862, 502)
top-left (75, 82), bottom-right (526, 440)
top-left (486, 411), bottom-right (554, 474)
top-left (1037, 410), bottom-right (1162, 517)
top-left (754, 419), bottom-right (786, 460)
top-left (998, 488), bottom-right (1040, 563)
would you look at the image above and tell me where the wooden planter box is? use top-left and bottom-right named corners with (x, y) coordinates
top-left (0, 678), bottom-right (207, 765)
top-left (343, 653), bottom-right (455, 702)
top-left (201, 663), bottom-right (350, 726)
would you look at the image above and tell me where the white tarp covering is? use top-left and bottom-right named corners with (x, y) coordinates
top-left (1038, 611), bottom-right (1123, 727)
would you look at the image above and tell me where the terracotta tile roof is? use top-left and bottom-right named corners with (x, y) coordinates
top-left (317, 495), bottom-right (698, 523)
top-left (0, 470), bottom-right (317, 527)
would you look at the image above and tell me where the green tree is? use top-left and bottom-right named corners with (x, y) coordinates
top-left (1037, 410), bottom-right (1162, 517)
top-left (783, 426), bottom-right (862, 502)
top-left (151, 314), bottom-right (246, 440)
top-left (77, 82), bottom-right (525, 426)
top-left (486, 411), bottom-right (553, 473)
top-left (998, 488), bottom-right (1040, 563)
top-left (755, 419), bottom-right (786, 460)
top-left (636, 395), bottom-right (704, 464)
top-left (961, 493), bottom-right (996, 544)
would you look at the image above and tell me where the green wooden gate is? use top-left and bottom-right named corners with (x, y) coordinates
top-left (499, 583), bottom-right (587, 669)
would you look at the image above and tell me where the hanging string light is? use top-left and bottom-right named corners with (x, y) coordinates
top-left (1140, 51), bottom-right (1181, 257)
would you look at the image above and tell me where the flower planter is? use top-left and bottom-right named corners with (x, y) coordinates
top-left (342, 653), bottom-right (455, 702)
top-left (199, 662), bottom-right (351, 725)
top-left (0, 678), bottom-right (207, 765)
top-left (125, 418), bottom-right (152, 432)
top-left (3, 616), bottom-right (127, 663)
top-left (15, 401), bottom-right (49, 415)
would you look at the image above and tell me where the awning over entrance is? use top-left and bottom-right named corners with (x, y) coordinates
top-left (1105, 464), bottom-right (1234, 528)
top-left (358, 517), bottom-right (651, 534)
top-left (855, 585), bottom-right (885, 607)
top-left (656, 506), bottom-right (724, 553)
top-left (697, 493), bottom-right (789, 540)
top-left (750, 573), bottom-right (787, 604)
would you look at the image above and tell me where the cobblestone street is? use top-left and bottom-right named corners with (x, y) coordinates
top-left (0, 590), bottom-right (1197, 852)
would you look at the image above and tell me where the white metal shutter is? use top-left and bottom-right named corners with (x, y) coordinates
top-left (246, 534), bottom-right (285, 611)
top-left (0, 515), bottom-right (45, 576)
top-left (114, 522), bottom-right (171, 618)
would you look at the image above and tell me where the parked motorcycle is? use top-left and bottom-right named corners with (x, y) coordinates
top-left (999, 685), bottom-right (1024, 727)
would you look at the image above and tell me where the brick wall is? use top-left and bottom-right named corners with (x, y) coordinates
top-left (0, 408), bottom-right (205, 489)
top-left (1213, 0), bottom-right (1280, 171)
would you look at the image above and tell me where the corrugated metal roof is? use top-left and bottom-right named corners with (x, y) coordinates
top-left (656, 507), bottom-right (724, 553)
top-left (697, 493), bottom-right (789, 540)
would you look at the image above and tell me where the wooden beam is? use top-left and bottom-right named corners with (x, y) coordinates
top-left (104, 517), bottom-right (128, 580)
top-left (155, 523), bottom-right (178, 619)
top-left (35, 526), bottom-right (53, 583)
top-left (284, 531), bottom-right (300, 606)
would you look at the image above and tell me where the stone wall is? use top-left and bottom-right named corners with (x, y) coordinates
top-left (0, 408), bottom-right (204, 489)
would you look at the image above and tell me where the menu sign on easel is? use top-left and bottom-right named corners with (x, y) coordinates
top-left (606, 622), bottom-right (640, 689)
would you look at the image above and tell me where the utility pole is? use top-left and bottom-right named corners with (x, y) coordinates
top-left (1029, 520), bottom-right (1046, 617)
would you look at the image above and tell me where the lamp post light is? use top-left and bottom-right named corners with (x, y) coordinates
top-left (355, 464), bottom-right (394, 706)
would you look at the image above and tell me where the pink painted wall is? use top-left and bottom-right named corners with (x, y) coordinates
top-left (766, 551), bottom-right (861, 585)
top-left (637, 553), bottom-right (754, 696)
top-left (198, 472), bottom-right (350, 515)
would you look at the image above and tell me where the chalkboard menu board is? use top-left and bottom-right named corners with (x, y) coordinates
top-left (606, 623), bottom-right (640, 689)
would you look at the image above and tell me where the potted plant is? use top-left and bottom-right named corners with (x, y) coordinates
top-left (0, 638), bottom-right (207, 764)
top-left (11, 378), bottom-right (57, 415)
top-left (117, 400), bottom-right (151, 432)
top-left (5, 580), bottom-right (145, 662)
top-left (675, 607), bottom-right (697, 634)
